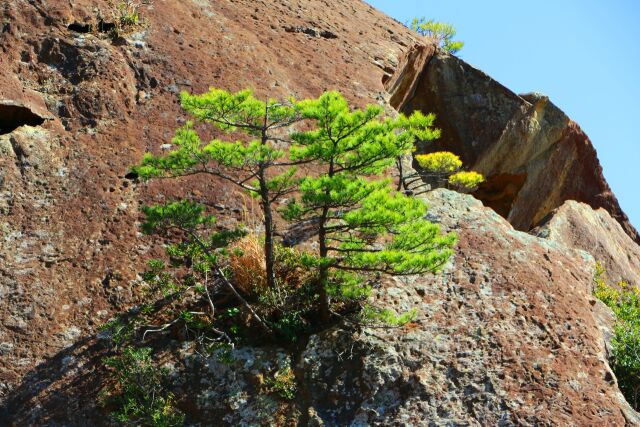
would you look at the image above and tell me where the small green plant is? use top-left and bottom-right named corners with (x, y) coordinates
top-left (361, 306), bottom-right (418, 326)
top-left (104, 0), bottom-right (144, 39)
top-left (414, 151), bottom-right (484, 193)
top-left (594, 262), bottom-right (640, 410)
top-left (264, 367), bottom-right (297, 400)
top-left (410, 18), bottom-right (464, 54)
top-left (415, 151), bottom-right (462, 174)
top-left (103, 347), bottom-right (184, 426)
top-left (100, 316), bottom-right (141, 347)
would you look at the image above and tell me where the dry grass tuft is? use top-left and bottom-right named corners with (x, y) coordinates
top-left (228, 234), bottom-right (267, 297)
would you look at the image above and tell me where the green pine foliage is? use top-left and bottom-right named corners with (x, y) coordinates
top-left (283, 91), bottom-right (457, 319)
top-left (594, 263), bottom-right (640, 409)
top-left (128, 89), bottom-right (456, 339)
top-left (410, 18), bottom-right (464, 54)
top-left (103, 347), bottom-right (184, 426)
top-left (133, 88), bottom-right (304, 290)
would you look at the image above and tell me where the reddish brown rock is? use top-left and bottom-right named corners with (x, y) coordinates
top-left (1, 0), bottom-right (639, 424)
top-left (535, 200), bottom-right (640, 287)
top-left (4, 190), bottom-right (639, 425)
top-left (0, 0), bottom-right (415, 404)
top-left (385, 44), bottom-right (640, 244)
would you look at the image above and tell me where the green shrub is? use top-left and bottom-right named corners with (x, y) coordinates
top-left (103, 347), bottom-right (184, 426)
top-left (594, 263), bottom-right (640, 409)
top-left (410, 18), bottom-right (464, 54)
top-left (448, 171), bottom-right (485, 190)
top-left (264, 367), bottom-right (297, 400)
top-left (361, 306), bottom-right (417, 326)
top-left (109, 0), bottom-right (143, 37)
top-left (415, 151), bottom-right (462, 174)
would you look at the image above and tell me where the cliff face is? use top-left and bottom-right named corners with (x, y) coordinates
top-left (385, 44), bottom-right (640, 244)
top-left (0, 0), bottom-right (414, 402)
top-left (5, 190), bottom-right (639, 426)
top-left (2, 0), bottom-right (640, 425)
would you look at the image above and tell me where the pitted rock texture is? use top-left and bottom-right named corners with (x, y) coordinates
top-left (2, 0), bottom-right (640, 424)
top-left (385, 44), bottom-right (639, 244)
top-left (3, 190), bottom-right (638, 426)
top-left (0, 0), bottom-right (415, 403)
top-left (298, 190), bottom-right (638, 426)
top-left (535, 200), bottom-right (640, 287)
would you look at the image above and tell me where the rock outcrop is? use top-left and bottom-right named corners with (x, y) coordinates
top-left (4, 190), bottom-right (639, 425)
top-left (2, 0), bottom-right (640, 424)
top-left (385, 44), bottom-right (640, 244)
top-left (535, 200), bottom-right (640, 287)
top-left (0, 0), bottom-right (415, 403)
top-left (297, 190), bottom-right (638, 426)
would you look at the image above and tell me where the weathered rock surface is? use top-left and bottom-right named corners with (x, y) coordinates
top-left (4, 190), bottom-right (639, 425)
top-left (535, 200), bottom-right (640, 287)
top-left (2, 0), bottom-right (640, 424)
top-left (385, 44), bottom-right (640, 244)
top-left (0, 0), bottom-right (415, 403)
top-left (297, 190), bottom-right (638, 426)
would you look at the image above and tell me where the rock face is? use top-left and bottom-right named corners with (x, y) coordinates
top-left (385, 44), bottom-right (640, 244)
top-left (299, 190), bottom-right (638, 426)
top-left (4, 190), bottom-right (639, 425)
top-left (0, 0), bottom-right (415, 403)
top-left (2, 0), bottom-right (640, 424)
top-left (535, 200), bottom-right (640, 287)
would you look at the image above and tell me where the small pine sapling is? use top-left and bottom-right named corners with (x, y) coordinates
top-left (410, 17), bottom-right (464, 54)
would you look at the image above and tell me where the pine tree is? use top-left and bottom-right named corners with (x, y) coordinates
top-left (410, 18), bottom-right (464, 54)
top-left (284, 92), bottom-right (457, 320)
top-left (133, 88), bottom-right (303, 290)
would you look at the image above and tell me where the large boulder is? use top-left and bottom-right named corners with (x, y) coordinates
top-left (535, 200), bottom-right (640, 287)
top-left (298, 189), bottom-right (638, 425)
top-left (385, 44), bottom-right (639, 244)
top-left (4, 190), bottom-right (638, 425)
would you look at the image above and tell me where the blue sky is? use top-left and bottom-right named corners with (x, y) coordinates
top-left (366, 0), bottom-right (639, 230)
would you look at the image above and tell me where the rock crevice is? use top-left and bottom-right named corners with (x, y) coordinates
top-left (0, 102), bottom-right (46, 135)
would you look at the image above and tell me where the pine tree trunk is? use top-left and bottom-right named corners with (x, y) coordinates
top-left (260, 176), bottom-right (276, 290)
top-left (259, 110), bottom-right (276, 290)
top-left (317, 216), bottom-right (330, 323)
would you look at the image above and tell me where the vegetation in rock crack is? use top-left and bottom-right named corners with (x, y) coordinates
top-left (594, 262), bottom-right (640, 410)
top-left (102, 0), bottom-right (145, 39)
top-left (399, 151), bottom-right (484, 195)
top-left (102, 347), bottom-right (184, 426)
top-left (410, 18), bottom-right (464, 54)
top-left (415, 151), bottom-right (484, 192)
top-left (132, 88), bottom-right (455, 331)
top-left (263, 367), bottom-right (297, 400)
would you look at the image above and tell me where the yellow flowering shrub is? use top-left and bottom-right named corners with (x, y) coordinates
top-left (415, 151), bottom-right (462, 174)
top-left (448, 171), bottom-right (485, 190)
